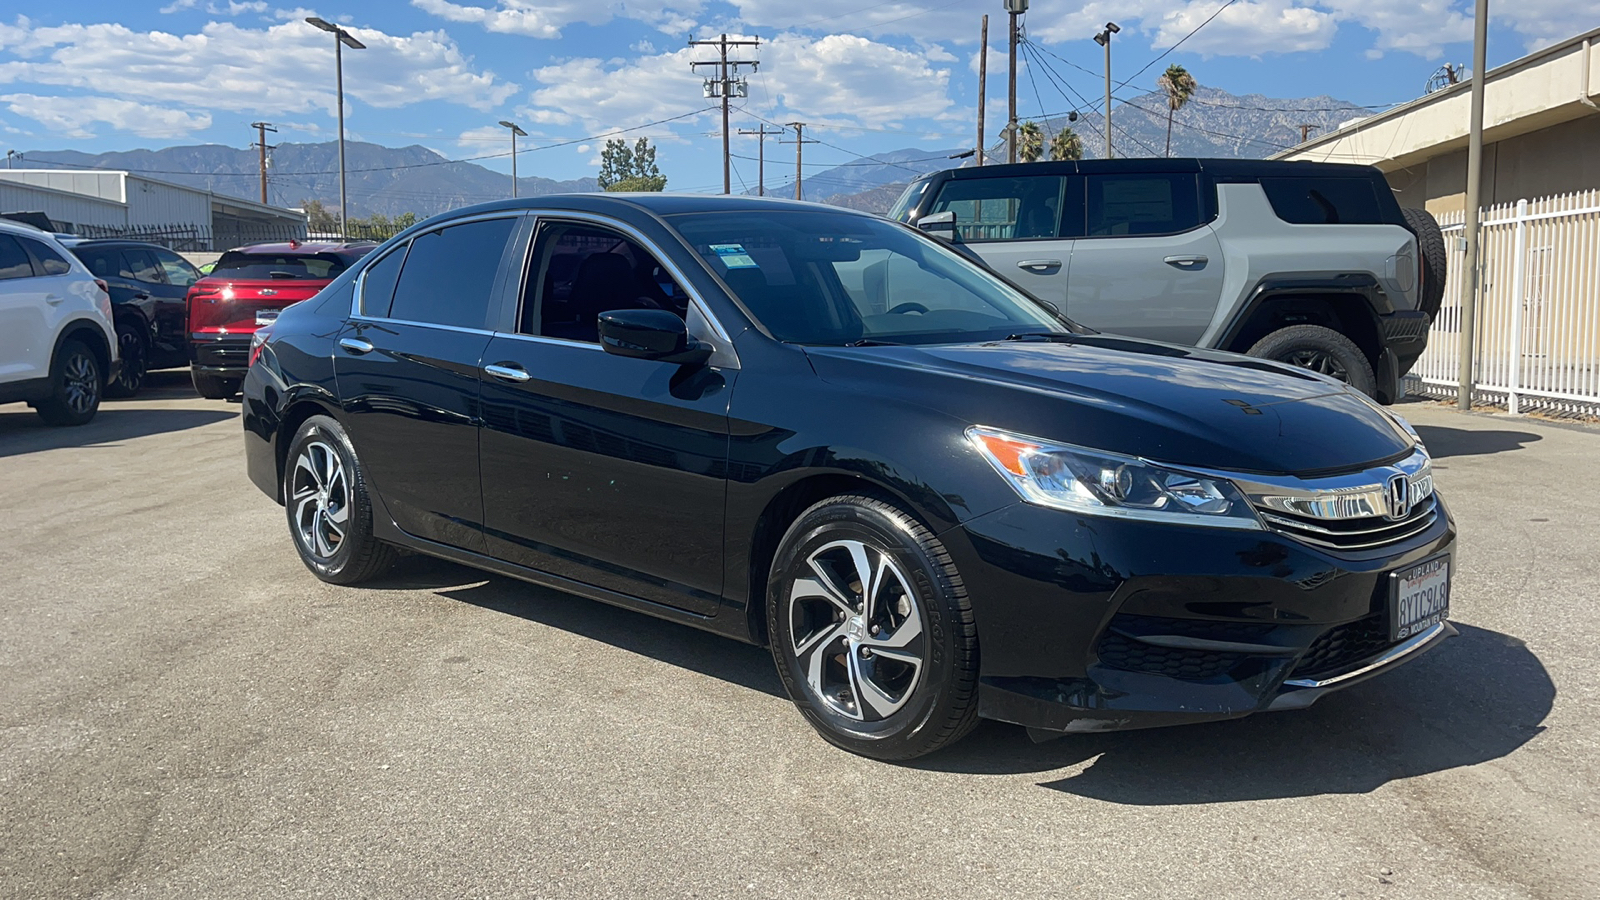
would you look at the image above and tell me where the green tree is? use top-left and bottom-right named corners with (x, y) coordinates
top-left (598, 137), bottom-right (666, 191)
top-left (1157, 64), bottom-right (1198, 158)
top-left (1017, 120), bottom-right (1044, 163)
top-left (1049, 127), bottom-right (1084, 161)
top-left (300, 198), bottom-right (338, 233)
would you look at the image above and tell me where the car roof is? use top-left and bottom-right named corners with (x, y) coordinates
top-left (421, 192), bottom-right (873, 223)
top-left (916, 157), bottom-right (1382, 182)
top-left (59, 238), bottom-right (175, 251)
top-left (223, 240), bottom-right (376, 255)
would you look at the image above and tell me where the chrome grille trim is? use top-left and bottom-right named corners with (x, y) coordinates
top-left (1227, 447), bottom-right (1441, 551)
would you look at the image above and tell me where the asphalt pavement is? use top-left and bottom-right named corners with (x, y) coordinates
top-left (1, 373), bottom-right (1595, 899)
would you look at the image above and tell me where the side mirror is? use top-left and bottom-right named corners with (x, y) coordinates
top-left (597, 309), bottom-right (712, 366)
top-left (917, 210), bottom-right (957, 242)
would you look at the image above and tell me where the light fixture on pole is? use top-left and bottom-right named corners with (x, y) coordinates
top-left (306, 16), bottom-right (366, 237)
top-left (498, 120), bottom-right (527, 198)
top-left (1093, 22), bottom-right (1119, 159)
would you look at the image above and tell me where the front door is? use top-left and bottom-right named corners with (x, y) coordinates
top-left (334, 214), bottom-right (522, 552)
top-left (924, 173), bottom-right (1079, 310)
top-left (1066, 172), bottom-right (1224, 345)
top-left (478, 218), bottom-right (732, 615)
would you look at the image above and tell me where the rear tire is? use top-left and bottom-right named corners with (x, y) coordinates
top-left (1402, 207), bottom-right (1447, 321)
top-left (105, 323), bottom-right (147, 398)
top-left (767, 494), bottom-right (980, 760)
top-left (191, 370), bottom-right (239, 400)
top-left (283, 415), bottom-right (397, 585)
top-left (34, 339), bottom-right (103, 426)
top-left (1247, 324), bottom-right (1378, 398)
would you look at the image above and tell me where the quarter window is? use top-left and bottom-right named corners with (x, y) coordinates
top-left (1085, 173), bottom-right (1201, 237)
top-left (120, 247), bottom-right (166, 284)
top-left (151, 248), bottom-right (200, 287)
top-left (1259, 176), bottom-right (1384, 225)
top-left (0, 235), bottom-right (32, 280)
top-left (359, 242), bottom-right (408, 317)
top-left (928, 176), bottom-right (1068, 242)
top-left (387, 217), bottom-right (516, 329)
top-left (20, 238), bottom-right (72, 276)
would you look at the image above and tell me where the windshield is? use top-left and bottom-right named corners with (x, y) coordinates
top-left (887, 179), bottom-right (930, 223)
top-left (212, 252), bottom-right (351, 280)
top-left (668, 210), bottom-right (1072, 346)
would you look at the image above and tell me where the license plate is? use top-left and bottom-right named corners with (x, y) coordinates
top-left (255, 309), bottom-right (280, 326)
top-left (1390, 555), bottom-right (1450, 641)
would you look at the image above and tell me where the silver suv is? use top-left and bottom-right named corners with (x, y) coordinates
top-left (891, 159), bottom-right (1445, 403)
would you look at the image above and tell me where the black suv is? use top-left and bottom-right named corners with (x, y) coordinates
top-left (62, 239), bottom-right (203, 397)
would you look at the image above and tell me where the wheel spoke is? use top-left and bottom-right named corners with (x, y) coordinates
top-left (843, 541), bottom-right (875, 616)
top-left (801, 623), bottom-right (848, 710)
top-left (295, 452), bottom-right (324, 491)
top-left (798, 566), bottom-right (857, 617)
top-left (849, 651), bottom-right (911, 719)
top-left (865, 645), bottom-right (922, 666)
top-left (867, 611), bottom-right (923, 650)
top-left (311, 509), bottom-right (330, 557)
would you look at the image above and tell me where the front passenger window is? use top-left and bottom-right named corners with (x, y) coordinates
top-left (522, 223), bottom-right (688, 344)
top-left (928, 176), bottom-right (1067, 242)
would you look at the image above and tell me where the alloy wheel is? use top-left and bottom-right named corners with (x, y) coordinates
top-left (63, 352), bottom-right (99, 415)
top-left (787, 538), bottom-right (926, 721)
top-left (290, 440), bottom-right (350, 560)
top-left (115, 330), bottom-right (146, 394)
top-left (1282, 349), bottom-right (1349, 382)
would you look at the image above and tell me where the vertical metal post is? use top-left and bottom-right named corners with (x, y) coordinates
top-left (1103, 36), bottom-right (1113, 159)
top-left (794, 123), bottom-right (804, 200)
top-left (1507, 197), bottom-right (1528, 414)
top-left (335, 34), bottom-right (348, 237)
top-left (720, 35), bottom-right (731, 195)
top-left (757, 132), bottom-right (765, 196)
top-left (1457, 0), bottom-right (1489, 410)
top-left (978, 15), bottom-right (988, 166)
top-left (510, 129), bottom-right (518, 198)
top-left (256, 123), bottom-right (269, 204)
top-left (1008, 12), bottom-right (1018, 163)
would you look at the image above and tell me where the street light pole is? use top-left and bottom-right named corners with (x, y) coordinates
top-left (306, 17), bottom-right (366, 237)
top-left (1005, 0), bottom-right (1027, 163)
top-left (1094, 22), bottom-right (1120, 158)
top-left (1457, 0), bottom-right (1490, 410)
top-left (499, 120), bottom-right (527, 198)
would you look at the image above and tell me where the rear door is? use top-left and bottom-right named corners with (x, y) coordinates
top-left (146, 247), bottom-right (201, 362)
top-left (335, 214), bottom-right (522, 552)
top-left (924, 174), bottom-right (1079, 309)
top-left (0, 234), bottom-right (52, 382)
top-left (1066, 171), bottom-right (1223, 344)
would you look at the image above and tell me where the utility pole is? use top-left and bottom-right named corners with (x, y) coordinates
top-left (1005, 1), bottom-right (1026, 163)
top-left (306, 17), bottom-right (366, 235)
top-left (1094, 22), bottom-right (1120, 158)
top-left (498, 120), bottom-right (527, 197)
top-left (1297, 123), bottom-right (1318, 143)
top-left (1457, 0), bottom-right (1489, 411)
top-left (690, 34), bottom-right (760, 195)
top-left (251, 122), bottom-right (277, 205)
top-left (737, 125), bottom-right (783, 196)
top-left (977, 15), bottom-right (989, 165)
top-left (783, 123), bottom-right (818, 200)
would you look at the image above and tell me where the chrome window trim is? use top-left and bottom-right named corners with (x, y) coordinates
top-left (348, 211), bottom-right (524, 321)
top-left (345, 314), bottom-right (496, 337)
top-left (492, 331), bottom-right (605, 351)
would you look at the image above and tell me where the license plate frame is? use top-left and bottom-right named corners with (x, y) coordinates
top-left (255, 309), bottom-right (280, 327)
top-left (1389, 554), bottom-right (1450, 642)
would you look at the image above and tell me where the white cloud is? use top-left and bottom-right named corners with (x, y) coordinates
top-left (1151, 0), bottom-right (1339, 57)
top-left (411, 0), bottom-right (700, 40)
top-left (159, 0), bottom-right (198, 12)
top-left (0, 16), bottom-right (517, 119)
top-left (725, 1), bottom-right (976, 45)
top-left (1319, 0), bottom-right (1471, 60)
top-left (0, 92), bottom-right (211, 138)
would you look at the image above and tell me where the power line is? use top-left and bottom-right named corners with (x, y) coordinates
top-left (1114, 0), bottom-right (1241, 93)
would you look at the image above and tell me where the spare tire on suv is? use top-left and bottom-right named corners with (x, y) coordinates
top-left (1402, 207), bottom-right (1447, 321)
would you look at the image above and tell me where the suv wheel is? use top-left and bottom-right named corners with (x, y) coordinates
top-left (34, 339), bottom-right (103, 426)
top-left (192, 370), bottom-right (240, 400)
top-left (767, 494), bottom-right (980, 760)
top-left (106, 324), bottom-right (147, 398)
top-left (1247, 325), bottom-right (1377, 397)
top-left (283, 415), bottom-right (397, 585)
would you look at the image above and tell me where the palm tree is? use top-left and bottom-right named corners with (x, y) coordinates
top-left (1157, 64), bottom-right (1198, 158)
top-left (1050, 127), bottom-right (1083, 161)
top-left (1017, 120), bottom-right (1044, 163)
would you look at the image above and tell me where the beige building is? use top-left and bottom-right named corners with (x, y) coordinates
top-left (1275, 28), bottom-right (1600, 216)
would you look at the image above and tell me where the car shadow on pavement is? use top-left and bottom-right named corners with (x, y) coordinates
top-left (1414, 425), bottom-right (1542, 459)
top-left (370, 555), bottom-right (786, 699)
top-left (0, 407), bottom-right (236, 458)
top-left (916, 623), bottom-right (1552, 802)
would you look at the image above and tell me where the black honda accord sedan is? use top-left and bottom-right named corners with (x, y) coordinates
top-left (242, 194), bottom-right (1455, 760)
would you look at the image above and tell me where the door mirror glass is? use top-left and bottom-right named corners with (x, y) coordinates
top-left (917, 210), bottom-right (957, 241)
top-left (597, 309), bottom-right (710, 366)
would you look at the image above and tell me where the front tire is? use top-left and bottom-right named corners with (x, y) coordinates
top-left (105, 323), bottom-right (147, 398)
top-left (34, 339), bottom-right (103, 426)
top-left (1247, 324), bottom-right (1378, 398)
top-left (767, 494), bottom-right (980, 760)
top-left (283, 415), bottom-right (397, 585)
top-left (191, 370), bottom-right (240, 400)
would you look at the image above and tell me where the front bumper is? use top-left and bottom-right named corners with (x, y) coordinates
top-left (189, 333), bottom-right (250, 379)
top-left (944, 498), bottom-right (1457, 734)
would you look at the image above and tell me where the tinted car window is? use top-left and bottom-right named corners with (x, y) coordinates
top-left (213, 252), bottom-right (351, 280)
top-left (20, 238), bottom-right (73, 276)
top-left (121, 247), bottom-right (165, 284)
top-left (72, 246), bottom-right (122, 279)
top-left (1086, 173), bottom-right (1201, 237)
top-left (0, 235), bottom-right (33, 280)
top-left (359, 242), bottom-right (408, 317)
top-left (387, 218), bottom-right (517, 329)
top-left (151, 248), bottom-right (200, 287)
top-left (928, 176), bottom-right (1066, 242)
top-left (525, 223), bottom-right (688, 343)
top-left (1260, 176), bottom-right (1385, 225)
top-left (888, 179), bottom-right (929, 223)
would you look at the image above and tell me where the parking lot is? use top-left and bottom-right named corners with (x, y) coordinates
top-left (1, 372), bottom-right (1596, 899)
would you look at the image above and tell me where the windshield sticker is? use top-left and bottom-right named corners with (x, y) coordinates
top-left (709, 243), bottom-right (759, 270)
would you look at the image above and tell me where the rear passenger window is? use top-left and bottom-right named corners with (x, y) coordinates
top-left (1260, 176), bottom-right (1384, 225)
top-left (120, 248), bottom-right (165, 284)
top-left (359, 242), bottom-right (408, 317)
top-left (74, 247), bottom-right (120, 279)
top-left (387, 218), bottom-right (516, 329)
top-left (1086, 174), bottom-right (1201, 237)
top-left (0, 235), bottom-right (32, 280)
top-left (928, 176), bottom-right (1068, 242)
top-left (20, 238), bottom-right (72, 275)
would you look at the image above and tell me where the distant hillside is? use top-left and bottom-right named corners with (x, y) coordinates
top-left (822, 182), bottom-right (911, 214)
top-left (23, 141), bottom-right (597, 218)
top-left (746, 147), bottom-right (963, 205)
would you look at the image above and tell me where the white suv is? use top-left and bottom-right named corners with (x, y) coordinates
top-left (0, 220), bottom-right (118, 426)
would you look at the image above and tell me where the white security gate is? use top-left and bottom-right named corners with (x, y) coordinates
top-left (1407, 190), bottom-right (1600, 417)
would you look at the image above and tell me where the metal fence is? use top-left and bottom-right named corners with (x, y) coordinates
top-left (1405, 190), bottom-right (1600, 417)
top-left (69, 221), bottom-right (400, 251)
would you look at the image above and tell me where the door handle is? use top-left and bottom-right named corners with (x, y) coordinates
top-left (44, 293), bottom-right (64, 305)
top-left (132, 292), bottom-right (150, 300)
top-left (1016, 259), bottom-right (1062, 271)
top-left (484, 363), bottom-right (531, 383)
top-left (1164, 255), bottom-right (1209, 268)
top-left (337, 337), bottom-right (374, 355)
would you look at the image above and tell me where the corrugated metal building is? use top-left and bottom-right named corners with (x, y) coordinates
top-left (0, 168), bottom-right (307, 249)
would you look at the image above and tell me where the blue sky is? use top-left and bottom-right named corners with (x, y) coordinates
top-left (0, 1), bottom-right (1593, 197)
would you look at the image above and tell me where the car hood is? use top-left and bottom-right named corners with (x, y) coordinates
top-left (802, 335), bottom-right (1414, 476)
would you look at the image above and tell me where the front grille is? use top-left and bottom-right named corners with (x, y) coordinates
top-left (1290, 614), bottom-right (1393, 679)
top-left (1095, 632), bottom-right (1246, 681)
top-left (1258, 495), bottom-right (1438, 550)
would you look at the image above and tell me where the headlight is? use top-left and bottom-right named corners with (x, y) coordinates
top-left (967, 426), bottom-right (1261, 528)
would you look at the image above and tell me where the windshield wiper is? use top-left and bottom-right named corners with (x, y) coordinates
top-left (1000, 332), bottom-right (1080, 343)
top-left (843, 338), bottom-right (905, 347)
